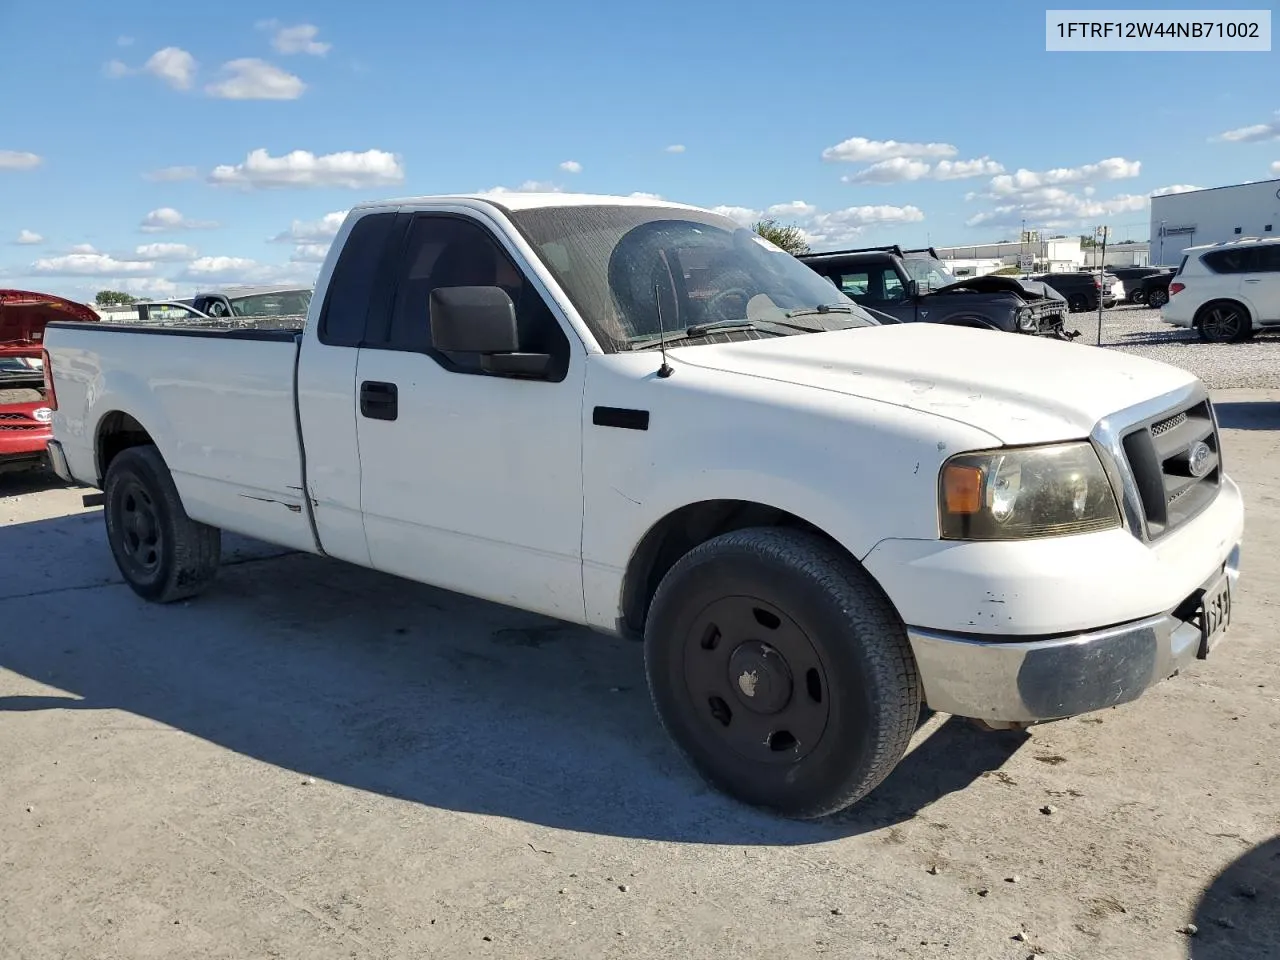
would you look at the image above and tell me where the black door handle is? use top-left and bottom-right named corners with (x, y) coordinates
top-left (360, 381), bottom-right (398, 421)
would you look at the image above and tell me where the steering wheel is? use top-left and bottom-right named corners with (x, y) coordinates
top-left (704, 287), bottom-right (752, 320)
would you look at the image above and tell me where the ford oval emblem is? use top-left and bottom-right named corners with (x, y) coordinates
top-left (33, 407), bottom-right (52, 423)
top-left (1188, 440), bottom-right (1213, 478)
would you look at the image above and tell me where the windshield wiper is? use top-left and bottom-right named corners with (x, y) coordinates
top-left (627, 318), bottom-right (786, 350)
top-left (784, 303), bottom-right (857, 319)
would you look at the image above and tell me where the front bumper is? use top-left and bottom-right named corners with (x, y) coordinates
top-left (906, 543), bottom-right (1241, 723)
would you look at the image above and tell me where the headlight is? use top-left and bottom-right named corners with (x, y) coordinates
top-left (1016, 307), bottom-right (1035, 330)
top-left (939, 441), bottom-right (1121, 540)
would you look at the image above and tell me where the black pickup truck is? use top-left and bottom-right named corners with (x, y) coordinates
top-left (797, 245), bottom-right (1074, 338)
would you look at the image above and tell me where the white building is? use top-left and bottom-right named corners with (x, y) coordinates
top-left (1150, 179), bottom-right (1280, 267)
top-left (934, 236), bottom-right (1083, 274)
top-left (1081, 241), bottom-right (1150, 268)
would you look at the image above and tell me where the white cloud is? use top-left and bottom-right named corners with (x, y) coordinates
top-left (1271, 161), bottom-right (1280, 174)
top-left (104, 59), bottom-right (133, 79)
top-left (629, 191), bottom-right (663, 200)
top-left (843, 157), bottom-right (932, 184)
top-left (291, 243), bottom-right (331, 263)
top-left (262, 21), bottom-right (332, 56)
top-left (272, 210), bottom-right (349, 243)
top-left (479, 180), bottom-right (564, 194)
top-left (665, 144), bottom-right (686, 153)
top-left (139, 207), bottom-right (220, 232)
top-left (1150, 184), bottom-right (1204, 197)
top-left (766, 200), bottom-right (818, 218)
top-left (821, 136), bottom-right (957, 163)
top-left (144, 47), bottom-right (197, 91)
top-left (965, 192), bottom-right (1149, 229)
top-left (1213, 113), bottom-right (1280, 143)
top-left (144, 165), bottom-right (199, 182)
top-left (15, 230), bottom-right (43, 245)
top-left (69, 244), bottom-right (97, 254)
top-left (208, 148), bottom-right (404, 189)
top-left (206, 59), bottom-right (305, 100)
top-left (178, 256), bottom-right (318, 285)
top-left (983, 157), bottom-right (1141, 197)
top-left (709, 200), bottom-right (924, 247)
top-left (118, 36), bottom-right (135, 47)
top-left (32, 253), bottom-right (155, 276)
top-left (932, 157), bottom-right (1005, 180)
top-left (134, 243), bottom-right (198, 261)
top-left (0, 151), bottom-right (42, 170)
top-left (116, 277), bottom-right (181, 299)
top-left (559, 160), bottom-right (583, 174)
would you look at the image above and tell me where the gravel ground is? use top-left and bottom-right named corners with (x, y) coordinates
top-left (1067, 304), bottom-right (1280, 389)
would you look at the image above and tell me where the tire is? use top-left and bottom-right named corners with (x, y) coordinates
top-left (103, 445), bottom-right (221, 603)
top-left (1147, 287), bottom-right (1169, 309)
top-left (1067, 293), bottom-right (1087, 312)
top-left (1196, 301), bottom-right (1252, 344)
top-left (643, 527), bottom-right (920, 820)
top-left (1130, 290), bottom-right (1147, 305)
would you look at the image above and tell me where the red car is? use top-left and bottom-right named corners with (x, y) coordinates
top-left (0, 289), bottom-right (99, 474)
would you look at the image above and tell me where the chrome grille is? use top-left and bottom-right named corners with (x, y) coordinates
top-left (1150, 412), bottom-right (1186, 437)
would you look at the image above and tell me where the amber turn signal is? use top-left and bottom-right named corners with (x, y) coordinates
top-left (942, 463), bottom-right (984, 514)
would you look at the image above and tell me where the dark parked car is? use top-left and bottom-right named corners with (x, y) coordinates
top-left (1104, 266), bottom-right (1171, 304)
top-left (1030, 271), bottom-right (1122, 312)
top-left (1139, 269), bottom-right (1178, 308)
top-left (798, 246), bottom-right (1073, 337)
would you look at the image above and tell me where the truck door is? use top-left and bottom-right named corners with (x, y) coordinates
top-left (352, 210), bottom-right (586, 622)
top-left (295, 209), bottom-right (404, 567)
top-left (832, 265), bottom-right (915, 324)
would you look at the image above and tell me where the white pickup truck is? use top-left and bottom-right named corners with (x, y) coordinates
top-left (42, 193), bottom-right (1244, 819)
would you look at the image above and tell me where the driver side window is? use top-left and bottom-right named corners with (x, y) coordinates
top-left (379, 214), bottom-right (570, 380)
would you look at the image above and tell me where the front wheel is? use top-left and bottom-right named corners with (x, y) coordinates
top-left (643, 527), bottom-right (920, 820)
top-left (104, 445), bottom-right (222, 603)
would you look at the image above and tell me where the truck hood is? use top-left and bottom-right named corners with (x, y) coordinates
top-left (0, 289), bottom-right (99, 356)
top-left (933, 275), bottom-right (1065, 302)
top-left (673, 323), bottom-right (1196, 446)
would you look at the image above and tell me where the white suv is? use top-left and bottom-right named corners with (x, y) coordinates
top-left (1161, 236), bottom-right (1280, 343)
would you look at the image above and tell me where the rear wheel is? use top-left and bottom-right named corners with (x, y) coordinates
top-left (643, 527), bottom-right (920, 820)
top-left (1197, 301), bottom-right (1251, 344)
top-left (1067, 293), bottom-right (1087, 312)
top-left (104, 445), bottom-right (221, 603)
top-left (1147, 287), bottom-right (1169, 308)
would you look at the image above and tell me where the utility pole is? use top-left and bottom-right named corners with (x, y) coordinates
top-left (1159, 219), bottom-right (1166, 265)
top-left (1095, 225), bottom-right (1109, 346)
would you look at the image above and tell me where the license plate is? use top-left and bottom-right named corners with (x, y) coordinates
top-left (1197, 573), bottom-right (1232, 659)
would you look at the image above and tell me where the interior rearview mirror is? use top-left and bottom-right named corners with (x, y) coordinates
top-left (428, 285), bottom-right (551, 378)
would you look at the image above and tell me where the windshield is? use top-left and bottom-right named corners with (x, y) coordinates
top-left (902, 257), bottom-right (958, 293)
top-left (228, 289), bottom-right (313, 318)
top-left (506, 205), bottom-right (878, 350)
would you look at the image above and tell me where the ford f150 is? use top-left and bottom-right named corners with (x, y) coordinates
top-left (42, 193), bottom-right (1245, 819)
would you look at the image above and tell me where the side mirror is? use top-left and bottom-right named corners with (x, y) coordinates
top-left (903, 278), bottom-right (920, 299)
top-left (428, 285), bottom-right (551, 378)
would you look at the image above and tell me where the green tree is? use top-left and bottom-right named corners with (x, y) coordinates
top-left (752, 218), bottom-right (810, 256)
top-left (95, 290), bottom-right (139, 306)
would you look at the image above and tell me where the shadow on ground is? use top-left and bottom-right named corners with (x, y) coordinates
top-left (0, 468), bottom-right (73, 497)
top-left (1214, 401), bottom-right (1280, 431)
top-left (0, 511), bottom-right (1027, 847)
top-left (1192, 834), bottom-right (1280, 959)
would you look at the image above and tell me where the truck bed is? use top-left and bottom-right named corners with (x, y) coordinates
top-left (43, 320), bottom-right (316, 553)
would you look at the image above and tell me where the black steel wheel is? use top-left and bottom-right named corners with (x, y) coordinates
top-left (104, 445), bottom-right (222, 603)
top-left (644, 527), bottom-right (920, 820)
top-left (1197, 301), bottom-right (1251, 344)
top-left (1147, 287), bottom-right (1169, 308)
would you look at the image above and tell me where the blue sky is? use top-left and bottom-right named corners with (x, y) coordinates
top-left (2, 0), bottom-right (1278, 302)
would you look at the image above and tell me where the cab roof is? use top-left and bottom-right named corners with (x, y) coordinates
top-left (348, 192), bottom-right (706, 215)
